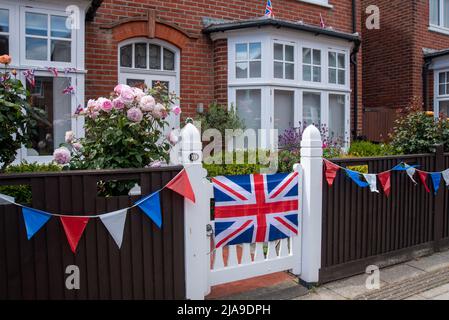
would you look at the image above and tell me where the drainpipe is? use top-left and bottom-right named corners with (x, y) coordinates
top-left (423, 57), bottom-right (432, 111)
top-left (350, 0), bottom-right (359, 140)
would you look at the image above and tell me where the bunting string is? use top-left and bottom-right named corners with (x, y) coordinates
top-left (0, 168), bottom-right (195, 252)
top-left (323, 159), bottom-right (449, 197)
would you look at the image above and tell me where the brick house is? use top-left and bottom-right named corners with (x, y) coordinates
top-left (362, 0), bottom-right (449, 142)
top-left (2, 0), bottom-right (361, 163)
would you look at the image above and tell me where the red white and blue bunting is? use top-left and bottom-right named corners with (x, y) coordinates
top-left (324, 159), bottom-right (449, 197)
top-left (0, 169), bottom-right (195, 253)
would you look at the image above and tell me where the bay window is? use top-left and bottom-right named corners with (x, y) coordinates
top-left (435, 70), bottom-right (449, 117)
top-left (328, 94), bottom-right (346, 140)
top-left (274, 90), bottom-right (295, 136)
top-left (430, 0), bottom-right (449, 31)
top-left (235, 42), bottom-right (262, 79)
top-left (328, 51), bottom-right (346, 85)
top-left (303, 92), bottom-right (321, 126)
top-left (273, 42), bottom-right (294, 80)
top-left (235, 89), bottom-right (262, 130)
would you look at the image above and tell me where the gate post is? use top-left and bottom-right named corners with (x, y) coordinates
top-left (180, 123), bottom-right (212, 300)
top-left (299, 125), bottom-right (323, 285)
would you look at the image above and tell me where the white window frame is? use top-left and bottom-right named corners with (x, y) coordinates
top-left (298, 0), bottom-right (333, 9)
top-left (434, 69), bottom-right (449, 117)
top-left (20, 6), bottom-right (76, 69)
top-left (429, 0), bottom-right (449, 35)
top-left (234, 41), bottom-right (262, 79)
top-left (273, 40), bottom-right (296, 81)
top-left (328, 49), bottom-right (348, 87)
top-left (301, 47), bottom-right (322, 83)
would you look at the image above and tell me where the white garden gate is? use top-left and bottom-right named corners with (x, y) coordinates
top-left (177, 123), bottom-right (322, 300)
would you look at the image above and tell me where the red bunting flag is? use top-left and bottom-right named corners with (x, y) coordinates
top-left (324, 160), bottom-right (339, 186)
top-left (60, 216), bottom-right (89, 253)
top-left (418, 171), bottom-right (430, 193)
top-left (166, 169), bottom-right (196, 203)
top-left (378, 171), bottom-right (391, 197)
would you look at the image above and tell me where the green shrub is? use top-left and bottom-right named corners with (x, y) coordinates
top-left (204, 150), bottom-right (265, 177)
top-left (348, 141), bottom-right (399, 158)
top-left (0, 161), bottom-right (61, 204)
top-left (196, 103), bottom-right (244, 139)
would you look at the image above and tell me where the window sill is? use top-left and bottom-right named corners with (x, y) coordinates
top-left (429, 25), bottom-right (449, 37)
top-left (297, 0), bottom-right (333, 9)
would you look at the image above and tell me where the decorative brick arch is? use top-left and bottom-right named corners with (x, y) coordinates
top-left (100, 10), bottom-right (198, 50)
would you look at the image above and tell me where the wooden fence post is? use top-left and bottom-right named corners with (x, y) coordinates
top-left (299, 125), bottom-right (323, 285)
top-left (180, 123), bottom-right (211, 300)
top-left (434, 144), bottom-right (445, 252)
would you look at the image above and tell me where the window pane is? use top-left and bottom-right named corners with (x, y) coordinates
top-left (274, 61), bottom-right (283, 78)
top-left (51, 40), bottom-right (71, 62)
top-left (303, 48), bottom-right (311, 64)
top-left (285, 45), bottom-right (294, 62)
top-left (149, 44), bottom-right (161, 69)
top-left (0, 9), bottom-right (8, 32)
top-left (26, 37), bottom-right (47, 60)
top-left (236, 43), bottom-right (247, 60)
top-left (163, 48), bottom-right (175, 70)
top-left (445, 0), bottom-right (449, 28)
top-left (26, 12), bottom-right (47, 36)
top-left (274, 90), bottom-right (294, 136)
top-left (285, 63), bottom-right (294, 79)
top-left (249, 43), bottom-right (261, 59)
top-left (313, 49), bottom-right (321, 65)
top-left (236, 89), bottom-right (261, 130)
top-left (329, 68), bottom-right (337, 83)
top-left (126, 79), bottom-right (145, 88)
top-left (329, 94), bottom-right (345, 140)
top-left (430, 0), bottom-right (440, 25)
top-left (0, 35), bottom-right (8, 55)
top-left (51, 15), bottom-right (71, 38)
top-left (329, 52), bottom-right (336, 67)
top-left (440, 100), bottom-right (449, 117)
top-left (120, 44), bottom-right (132, 67)
top-left (338, 53), bottom-right (345, 68)
top-left (249, 61), bottom-right (261, 78)
top-left (274, 43), bottom-right (283, 60)
top-left (440, 84), bottom-right (446, 95)
top-left (236, 62), bottom-right (248, 78)
top-left (303, 92), bottom-right (321, 126)
top-left (440, 72), bottom-right (446, 84)
top-left (27, 77), bottom-right (71, 156)
top-left (303, 65), bottom-right (312, 81)
top-left (134, 43), bottom-right (147, 69)
top-left (313, 66), bottom-right (321, 82)
top-left (338, 70), bottom-right (346, 85)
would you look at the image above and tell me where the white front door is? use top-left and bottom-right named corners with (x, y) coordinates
top-left (118, 72), bottom-right (180, 131)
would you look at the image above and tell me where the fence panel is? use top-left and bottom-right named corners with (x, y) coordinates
top-left (321, 154), bottom-right (437, 283)
top-left (0, 167), bottom-right (185, 300)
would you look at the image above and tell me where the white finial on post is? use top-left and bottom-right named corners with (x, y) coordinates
top-left (181, 122), bottom-right (202, 165)
top-left (300, 125), bottom-right (323, 285)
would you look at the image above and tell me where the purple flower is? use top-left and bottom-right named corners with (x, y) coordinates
top-left (127, 107), bottom-right (143, 123)
top-left (172, 105), bottom-right (182, 116)
top-left (53, 147), bottom-right (71, 165)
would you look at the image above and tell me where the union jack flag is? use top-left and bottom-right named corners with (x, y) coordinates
top-left (212, 172), bottom-right (299, 248)
top-left (265, 0), bottom-right (273, 18)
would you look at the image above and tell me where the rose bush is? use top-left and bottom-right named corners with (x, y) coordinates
top-left (56, 82), bottom-right (180, 170)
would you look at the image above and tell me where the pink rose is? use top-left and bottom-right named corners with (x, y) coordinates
top-left (139, 95), bottom-right (156, 112)
top-left (65, 131), bottom-right (74, 143)
top-left (120, 87), bottom-right (135, 103)
top-left (98, 97), bottom-right (113, 112)
top-left (152, 103), bottom-right (166, 119)
top-left (53, 147), bottom-right (71, 165)
top-left (87, 99), bottom-right (96, 109)
top-left (114, 84), bottom-right (130, 95)
top-left (172, 106), bottom-right (182, 116)
top-left (127, 107), bottom-right (143, 123)
top-left (72, 142), bottom-right (83, 151)
top-left (113, 97), bottom-right (125, 110)
top-left (167, 130), bottom-right (179, 145)
top-left (133, 87), bottom-right (145, 102)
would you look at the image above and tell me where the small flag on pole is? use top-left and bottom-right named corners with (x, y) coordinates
top-left (320, 13), bottom-right (326, 28)
top-left (265, 0), bottom-right (274, 18)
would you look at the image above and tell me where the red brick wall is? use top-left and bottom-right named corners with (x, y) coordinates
top-left (362, 0), bottom-right (449, 141)
top-left (86, 0), bottom-right (360, 122)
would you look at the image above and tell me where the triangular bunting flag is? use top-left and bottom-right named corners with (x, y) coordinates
top-left (346, 169), bottom-right (369, 188)
top-left (99, 209), bottom-right (127, 249)
top-left (22, 207), bottom-right (51, 239)
top-left (442, 169), bottom-right (449, 187)
top-left (406, 167), bottom-right (417, 185)
top-left (418, 171), bottom-right (430, 193)
top-left (430, 172), bottom-right (441, 195)
top-left (378, 171), bottom-right (391, 197)
top-left (166, 169), bottom-right (196, 203)
top-left (60, 216), bottom-right (89, 253)
top-left (136, 192), bottom-right (162, 228)
top-left (363, 174), bottom-right (379, 193)
top-left (324, 160), bottom-right (340, 186)
top-left (0, 192), bottom-right (15, 204)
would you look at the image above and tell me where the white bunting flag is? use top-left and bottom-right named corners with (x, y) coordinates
top-left (363, 174), bottom-right (379, 193)
top-left (406, 167), bottom-right (418, 185)
top-left (442, 169), bottom-right (449, 187)
top-left (0, 193), bottom-right (15, 204)
top-left (99, 209), bottom-right (127, 249)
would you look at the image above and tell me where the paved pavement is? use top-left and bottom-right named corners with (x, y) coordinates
top-left (297, 249), bottom-right (449, 300)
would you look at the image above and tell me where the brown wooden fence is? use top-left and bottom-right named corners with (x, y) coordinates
top-left (0, 166), bottom-right (185, 300)
top-left (320, 147), bottom-right (449, 283)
